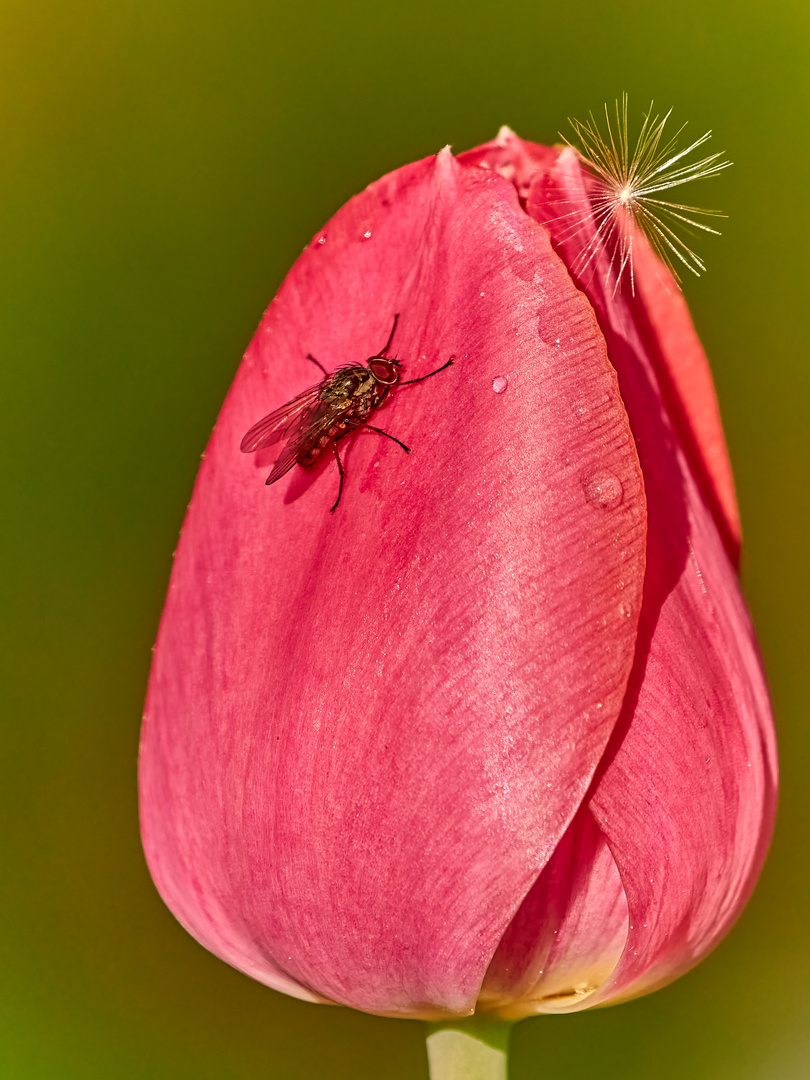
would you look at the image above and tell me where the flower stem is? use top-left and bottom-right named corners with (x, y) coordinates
top-left (425, 1017), bottom-right (513, 1080)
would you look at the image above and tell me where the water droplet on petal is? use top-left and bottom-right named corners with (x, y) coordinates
top-left (492, 375), bottom-right (509, 394)
top-left (582, 472), bottom-right (624, 509)
top-left (317, 234), bottom-right (327, 245)
top-left (362, 230), bottom-right (372, 240)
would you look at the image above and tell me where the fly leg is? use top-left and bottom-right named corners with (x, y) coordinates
top-left (329, 441), bottom-right (346, 513)
top-left (307, 353), bottom-right (329, 377)
top-left (378, 314), bottom-right (399, 357)
top-left (399, 356), bottom-right (455, 386)
top-left (363, 426), bottom-right (411, 453)
top-left (329, 426), bottom-right (409, 512)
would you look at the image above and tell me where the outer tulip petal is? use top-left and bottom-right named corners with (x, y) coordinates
top-left (629, 240), bottom-right (741, 566)
top-left (139, 149), bottom-right (647, 1016)
top-left (587, 481), bottom-right (776, 1007)
top-left (521, 147), bottom-right (777, 1010)
top-left (478, 805), bottom-right (628, 1017)
top-left (462, 134), bottom-right (740, 564)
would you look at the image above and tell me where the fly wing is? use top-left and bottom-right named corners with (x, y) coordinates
top-left (263, 397), bottom-right (352, 485)
top-left (263, 439), bottom-right (306, 485)
top-left (240, 383), bottom-right (325, 453)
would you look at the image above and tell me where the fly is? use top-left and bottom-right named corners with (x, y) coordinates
top-left (240, 314), bottom-right (454, 512)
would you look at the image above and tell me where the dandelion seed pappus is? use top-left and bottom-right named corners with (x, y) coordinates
top-left (240, 314), bottom-right (454, 512)
top-left (554, 94), bottom-right (731, 294)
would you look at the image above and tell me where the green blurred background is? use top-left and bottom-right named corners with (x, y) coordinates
top-left (1, 0), bottom-right (807, 1076)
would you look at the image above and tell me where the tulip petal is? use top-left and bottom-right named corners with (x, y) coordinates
top-left (521, 146), bottom-right (777, 1009)
top-left (629, 239), bottom-right (741, 565)
top-left (140, 149), bottom-right (647, 1016)
top-left (463, 133), bottom-right (741, 564)
top-left (587, 486), bottom-right (776, 1006)
top-left (478, 805), bottom-right (628, 1017)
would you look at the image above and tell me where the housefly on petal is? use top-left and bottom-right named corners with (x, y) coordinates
top-left (240, 314), bottom-right (454, 512)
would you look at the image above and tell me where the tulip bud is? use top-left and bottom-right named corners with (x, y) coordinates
top-left (139, 119), bottom-right (776, 1025)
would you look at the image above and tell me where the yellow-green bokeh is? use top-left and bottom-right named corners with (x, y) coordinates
top-left (1, 1), bottom-right (807, 1077)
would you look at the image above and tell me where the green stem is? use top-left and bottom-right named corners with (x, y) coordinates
top-left (425, 1017), bottom-right (514, 1080)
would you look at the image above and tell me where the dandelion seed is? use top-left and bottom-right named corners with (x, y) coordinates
top-left (551, 94), bottom-right (731, 293)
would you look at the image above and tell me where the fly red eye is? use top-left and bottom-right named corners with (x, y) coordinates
top-left (369, 359), bottom-right (399, 384)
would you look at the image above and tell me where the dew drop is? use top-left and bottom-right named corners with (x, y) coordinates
top-left (582, 472), bottom-right (624, 509)
top-left (317, 234), bottom-right (327, 245)
top-left (492, 375), bottom-right (509, 394)
top-left (361, 229), bottom-right (372, 240)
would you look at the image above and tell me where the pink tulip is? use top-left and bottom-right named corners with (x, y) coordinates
top-left (139, 131), bottom-right (777, 1022)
